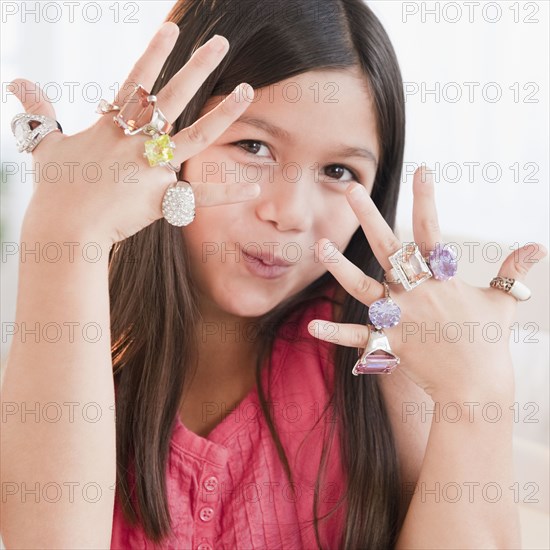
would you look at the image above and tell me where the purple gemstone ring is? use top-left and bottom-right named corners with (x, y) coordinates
top-left (352, 325), bottom-right (400, 375)
top-left (368, 282), bottom-right (401, 329)
top-left (425, 243), bottom-right (458, 281)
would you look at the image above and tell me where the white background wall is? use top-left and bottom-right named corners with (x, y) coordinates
top-left (1, 2), bottom-right (549, 546)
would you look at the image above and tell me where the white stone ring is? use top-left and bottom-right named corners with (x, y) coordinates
top-left (489, 277), bottom-right (532, 302)
top-left (11, 113), bottom-right (63, 153)
top-left (161, 180), bottom-right (196, 227)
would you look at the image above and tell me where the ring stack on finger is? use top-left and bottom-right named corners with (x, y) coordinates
top-left (352, 282), bottom-right (402, 376)
top-left (110, 84), bottom-right (179, 172)
top-left (101, 84), bottom-right (195, 227)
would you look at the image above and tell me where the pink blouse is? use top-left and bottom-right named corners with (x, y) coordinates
top-left (111, 286), bottom-right (346, 549)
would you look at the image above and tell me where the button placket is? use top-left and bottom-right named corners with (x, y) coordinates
top-left (193, 464), bottom-right (224, 550)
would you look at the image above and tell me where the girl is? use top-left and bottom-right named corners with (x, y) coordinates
top-left (2, 0), bottom-right (545, 548)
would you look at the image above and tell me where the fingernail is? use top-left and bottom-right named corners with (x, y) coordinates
top-left (320, 241), bottom-right (336, 259)
top-left (243, 184), bottom-right (260, 197)
top-left (232, 83), bottom-right (253, 102)
top-left (348, 183), bottom-right (367, 197)
top-left (209, 34), bottom-right (228, 52)
top-left (420, 165), bottom-right (433, 183)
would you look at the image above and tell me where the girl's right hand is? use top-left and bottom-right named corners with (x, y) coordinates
top-left (11, 22), bottom-right (258, 247)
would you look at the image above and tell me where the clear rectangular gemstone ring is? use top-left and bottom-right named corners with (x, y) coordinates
top-left (384, 242), bottom-right (433, 291)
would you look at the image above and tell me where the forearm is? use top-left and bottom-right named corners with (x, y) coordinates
top-left (396, 385), bottom-right (521, 549)
top-left (0, 228), bottom-right (116, 548)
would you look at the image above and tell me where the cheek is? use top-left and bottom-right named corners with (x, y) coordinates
top-left (316, 202), bottom-right (361, 252)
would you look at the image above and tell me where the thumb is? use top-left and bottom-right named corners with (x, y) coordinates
top-left (10, 78), bottom-right (64, 151)
top-left (10, 78), bottom-right (57, 119)
top-left (498, 242), bottom-right (548, 281)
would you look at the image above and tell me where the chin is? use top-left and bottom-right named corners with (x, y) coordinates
top-left (210, 283), bottom-right (286, 319)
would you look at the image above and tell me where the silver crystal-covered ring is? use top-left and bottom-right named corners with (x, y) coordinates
top-left (11, 113), bottom-right (63, 153)
top-left (162, 180), bottom-right (196, 227)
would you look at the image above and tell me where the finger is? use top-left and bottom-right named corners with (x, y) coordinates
top-left (156, 35), bottom-right (230, 122)
top-left (10, 79), bottom-right (63, 148)
top-left (488, 243), bottom-right (548, 305)
top-left (316, 238), bottom-right (384, 305)
top-left (172, 83), bottom-right (253, 163)
top-left (412, 165), bottom-right (442, 255)
top-left (115, 22), bottom-right (180, 107)
top-left (307, 320), bottom-right (370, 349)
top-left (189, 181), bottom-right (260, 207)
top-left (345, 184), bottom-right (402, 271)
top-left (497, 243), bottom-right (548, 281)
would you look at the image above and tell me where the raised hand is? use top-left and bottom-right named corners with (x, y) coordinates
top-left (308, 166), bottom-right (547, 402)
top-left (10, 22), bottom-right (259, 247)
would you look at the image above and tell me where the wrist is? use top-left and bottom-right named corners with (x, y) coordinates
top-left (20, 218), bottom-right (112, 264)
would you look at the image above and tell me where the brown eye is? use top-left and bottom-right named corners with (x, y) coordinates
top-left (234, 140), bottom-right (271, 157)
top-left (324, 164), bottom-right (359, 183)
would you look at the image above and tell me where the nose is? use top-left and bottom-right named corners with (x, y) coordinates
top-left (254, 171), bottom-right (315, 233)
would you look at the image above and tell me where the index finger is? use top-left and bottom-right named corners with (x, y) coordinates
top-left (114, 22), bottom-right (180, 107)
top-left (345, 183), bottom-right (402, 271)
top-left (190, 181), bottom-right (260, 207)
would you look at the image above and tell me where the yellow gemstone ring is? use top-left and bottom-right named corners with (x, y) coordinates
top-left (143, 133), bottom-right (176, 168)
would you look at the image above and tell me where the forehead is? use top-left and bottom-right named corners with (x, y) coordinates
top-left (205, 68), bottom-right (380, 159)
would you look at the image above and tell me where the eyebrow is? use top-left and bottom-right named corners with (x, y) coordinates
top-left (233, 115), bottom-right (378, 167)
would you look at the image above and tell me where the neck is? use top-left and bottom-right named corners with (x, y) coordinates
top-left (193, 293), bottom-right (262, 382)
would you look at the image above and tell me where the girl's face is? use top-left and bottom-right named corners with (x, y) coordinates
top-left (182, 68), bottom-right (380, 318)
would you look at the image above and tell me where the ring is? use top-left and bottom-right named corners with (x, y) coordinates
top-left (424, 243), bottom-right (458, 281)
top-left (161, 161), bottom-right (181, 173)
top-left (384, 242), bottom-right (432, 291)
top-left (352, 325), bottom-right (400, 375)
top-left (162, 180), bottom-right (196, 227)
top-left (368, 282), bottom-right (401, 329)
top-left (11, 113), bottom-right (63, 153)
top-left (143, 134), bottom-right (177, 168)
top-left (489, 276), bottom-right (531, 301)
top-left (113, 84), bottom-right (172, 136)
top-left (96, 99), bottom-right (121, 115)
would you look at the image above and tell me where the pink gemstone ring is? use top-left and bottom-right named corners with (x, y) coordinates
top-left (352, 325), bottom-right (400, 376)
top-left (113, 84), bottom-right (172, 137)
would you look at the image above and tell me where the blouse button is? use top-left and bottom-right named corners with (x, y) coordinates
top-left (203, 476), bottom-right (219, 492)
top-left (196, 544), bottom-right (212, 550)
top-left (199, 506), bottom-right (215, 522)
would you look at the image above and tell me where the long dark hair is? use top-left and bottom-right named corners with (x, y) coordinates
top-left (109, 1), bottom-right (406, 548)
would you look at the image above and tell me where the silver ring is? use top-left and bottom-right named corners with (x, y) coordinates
top-left (162, 180), bottom-right (196, 227)
top-left (11, 113), bottom-right (62, 153)
top-left (160, 162), bottom-right (181, 173)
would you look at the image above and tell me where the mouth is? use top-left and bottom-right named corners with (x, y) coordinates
top-left (240, 248), bottom-right (293, 279)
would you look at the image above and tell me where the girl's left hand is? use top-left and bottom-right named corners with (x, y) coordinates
top-left (308, 166), bottom-right (547, 401)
